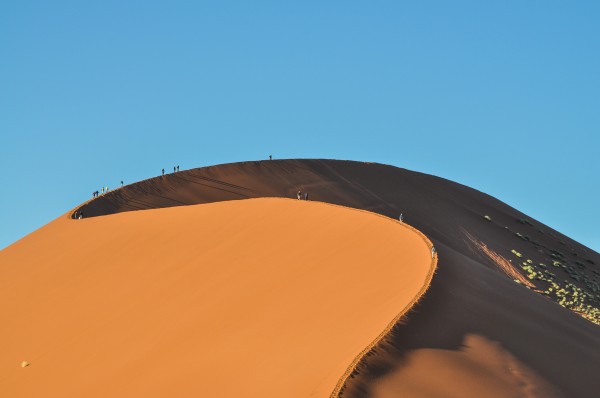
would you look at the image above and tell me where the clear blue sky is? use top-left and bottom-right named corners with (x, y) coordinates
top-left (1, 1), bottom-right (598, 252)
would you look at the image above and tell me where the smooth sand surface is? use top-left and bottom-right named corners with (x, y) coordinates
top-left (0, 198), bottom-right (433, 398)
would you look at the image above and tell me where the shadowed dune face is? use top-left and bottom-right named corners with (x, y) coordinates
top-left (75, 159), bottom-right (600, 397)
top-left (0, 198), bottom-right (433, 398)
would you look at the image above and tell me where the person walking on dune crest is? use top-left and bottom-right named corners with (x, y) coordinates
top-left (431, 246), bottom-right (436, 258)
top-left (297, 191), bottom-right (302, 200)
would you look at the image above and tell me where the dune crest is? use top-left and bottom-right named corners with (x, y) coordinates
top-left (0, 198), bottom-right (434, 398)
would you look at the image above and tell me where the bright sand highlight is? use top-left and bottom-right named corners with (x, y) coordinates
top-left (0, 198), bottom-right (433, 398)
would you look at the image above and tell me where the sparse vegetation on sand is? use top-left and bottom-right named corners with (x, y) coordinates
top-left (517, 260), bottom-right (600, 325)
top-left (493, 216), bottom-right (600, 325)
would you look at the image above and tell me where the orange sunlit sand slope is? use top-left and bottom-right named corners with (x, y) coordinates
top-left (0, 198), bottom-right (434, 398)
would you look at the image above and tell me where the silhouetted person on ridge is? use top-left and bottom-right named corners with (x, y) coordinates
top-left (177, 165), bottom-right (180, 172)
top-left (121, 180), bottom-right (124, 187)
top-left (269, 155), bottom-right (272, 160)
top-left (174, 166), bottom-right (176, 173)
top-left (78, 211), bottom-right (83, 219)
top-left (297, 191), bottom-right (302, 200)
top-left (304, 192), bottom-right (308, 200)
top-left (431, 246), bottom-right (436, 258)
top-left (399, 213), bottom-right (403, 222)
top-left (162, 168), bottom-right (165, 176)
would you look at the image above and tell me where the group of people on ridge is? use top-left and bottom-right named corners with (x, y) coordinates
top-left (297, 191), bottom-right (309, 200)
top-left (92, 186), bottom-right (110, 198)
top-left (92, 164), bottom-right (183, 199)
top-left (163, 166), bottom-right (180, 176)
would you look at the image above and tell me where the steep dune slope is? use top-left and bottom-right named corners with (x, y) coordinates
top-left (0, 198), bottom-right (433, 398)
top-left (78, 159), bottom-right (600, 397)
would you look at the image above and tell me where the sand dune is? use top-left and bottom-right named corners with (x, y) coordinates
top-left (75, 159), bottom-right (600, 397)
top-left (0, 198), bottom-right (434, 397)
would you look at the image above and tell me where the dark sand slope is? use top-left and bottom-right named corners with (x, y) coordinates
top-left (0, 199), bottom-right (434, 398)
top-left (79, 159), bottom-right (600, 397)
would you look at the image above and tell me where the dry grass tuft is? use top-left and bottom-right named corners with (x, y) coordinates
top-left (465, 232), bottom-right (535, 288)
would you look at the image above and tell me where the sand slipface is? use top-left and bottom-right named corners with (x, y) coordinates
top-left (0, 198), bottom-right (433, 398)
